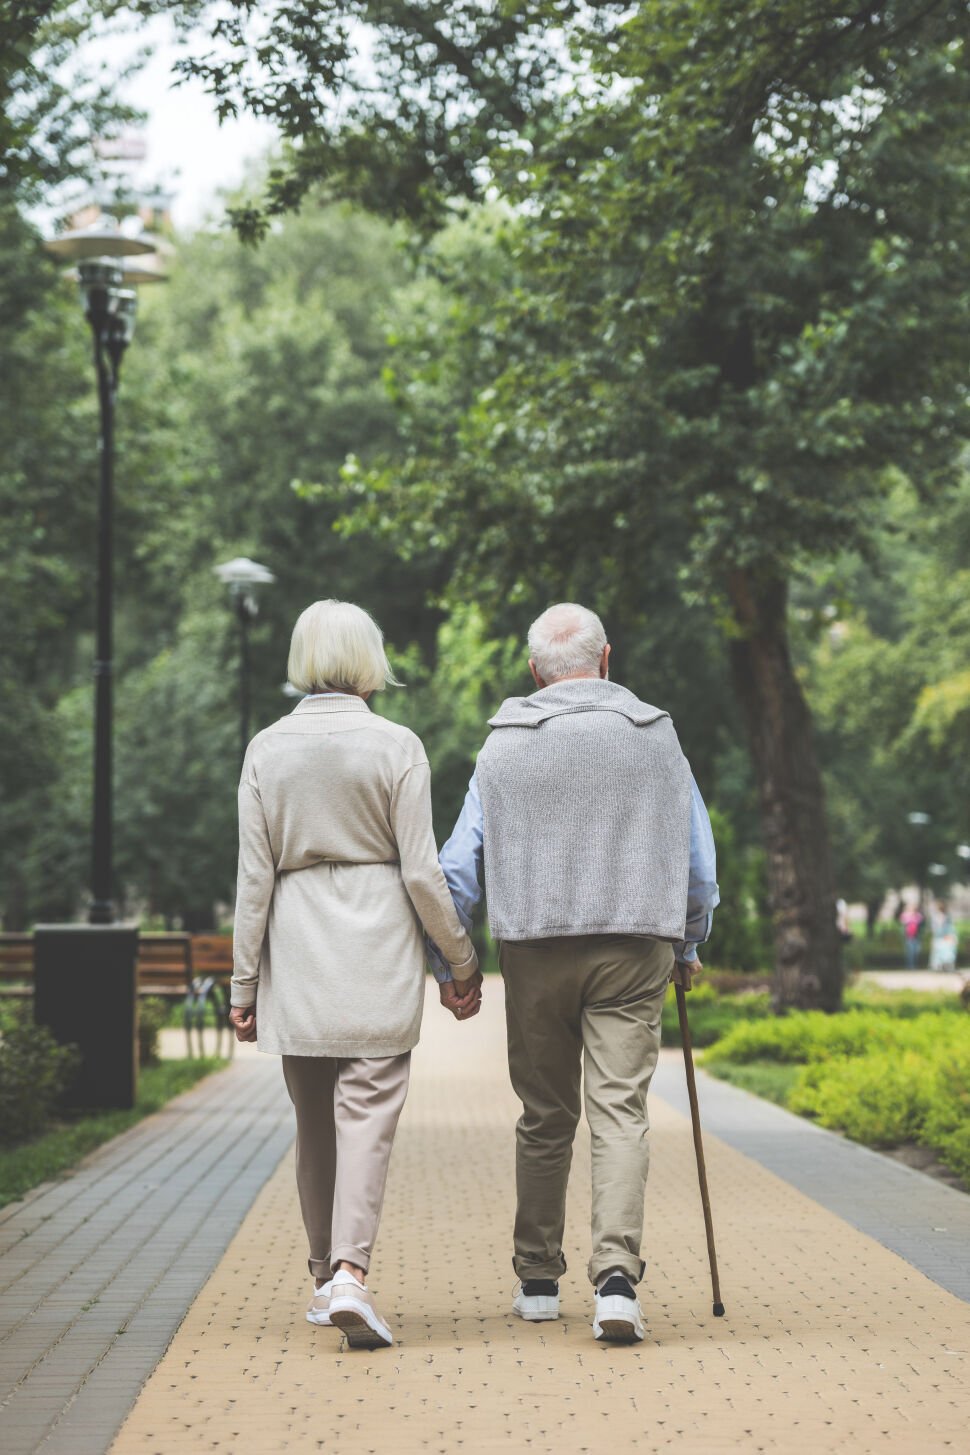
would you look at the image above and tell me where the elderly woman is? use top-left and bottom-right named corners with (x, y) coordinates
top-left (228, 599), bottom-right (481, 1350)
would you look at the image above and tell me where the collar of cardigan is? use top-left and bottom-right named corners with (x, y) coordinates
top-left (291, 695), bottom-right (371, 715)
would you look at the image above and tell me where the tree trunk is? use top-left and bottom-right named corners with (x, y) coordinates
top-left (865, 898), bottom-right (881, 938)
top-left (726, 568), bottom-right (843, 1011)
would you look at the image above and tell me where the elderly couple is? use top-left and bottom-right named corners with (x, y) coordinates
top-left (229, 599), bottom-right (718, 1350)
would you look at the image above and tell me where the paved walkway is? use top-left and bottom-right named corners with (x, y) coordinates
top-left (3, 981), bottom-right (969, 1454)
top-left (0, 1048), bottom-right (293, 1455)
top-left (857, 971), bottom-right (967, 991)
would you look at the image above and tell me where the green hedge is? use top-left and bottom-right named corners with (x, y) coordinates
top-left (705, 1000), bottom-right (970, 1184)
top-left (661, 982), bottom-right (771, 1047)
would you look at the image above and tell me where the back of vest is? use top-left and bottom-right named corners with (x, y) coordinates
top-left (475, 706), bottom-right (692, 942)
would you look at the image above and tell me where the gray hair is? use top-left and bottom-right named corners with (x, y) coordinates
top-left (527, 602), bottom-right (608, 683)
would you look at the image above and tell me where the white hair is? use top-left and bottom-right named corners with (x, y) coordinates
top-left (287, 599), bottom-right (400, 695)
top-left (527, 602), bottom-right (608, 683)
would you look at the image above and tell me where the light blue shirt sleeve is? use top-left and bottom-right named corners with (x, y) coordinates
top-left (426, 773), bottom-right (484, 983)
top-left (673, 775), bottom-right (720, 963)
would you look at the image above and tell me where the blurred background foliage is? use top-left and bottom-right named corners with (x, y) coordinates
top-left (1, 1), bottom-right (968, 988)
top-left (1, 186), bottom-right (967, 950)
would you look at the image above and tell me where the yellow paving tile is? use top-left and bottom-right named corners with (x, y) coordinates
top-left (112, 984), bottom-right (970, 1455)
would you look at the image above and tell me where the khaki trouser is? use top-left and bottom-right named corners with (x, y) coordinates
top-left (500, 934), bottom-right (673, 1286)
top-left (282, 1052), bottom-right (410, 1279)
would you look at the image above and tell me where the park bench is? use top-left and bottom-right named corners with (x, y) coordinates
top-left (0, 931), bottom-right (234, 1057)
top-left (0, 934), bottom-right (33, 998)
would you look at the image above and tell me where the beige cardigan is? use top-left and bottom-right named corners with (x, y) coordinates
top-left (230, 695), bottom-right (477, 1056)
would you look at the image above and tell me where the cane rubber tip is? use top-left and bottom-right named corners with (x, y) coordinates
top-left (713, 1302), bottom-right (725, 1317)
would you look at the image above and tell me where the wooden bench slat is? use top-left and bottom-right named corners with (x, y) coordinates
top-left (0, 932), bottom-right (234, 996)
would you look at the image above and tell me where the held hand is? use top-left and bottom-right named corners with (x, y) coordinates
top-left (671, 957), bottom-right (702, 991)
top-left (439, 971), bottom-right (483, 1022)
top-left (229, 1006), bottom-right (257, 1042)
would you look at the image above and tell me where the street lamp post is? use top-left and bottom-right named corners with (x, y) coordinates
top-left (33, 217), bottom-right (169, 1110)
top-left (214, 558), bottom-right (276, 764)
top-left (43, 220), bottom-right (166, 922)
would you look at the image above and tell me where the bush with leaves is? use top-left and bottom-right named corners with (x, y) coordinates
top-left (708, 997), bottom-right (970, 1184)
top-left (0, 1009), bottom-right (80, 1147)
top-left (707, 1010), bottom-right (921, 1065)
top-left (137, 997), bottom-right (169, 1068)
top-left (788, 1051), bottom-right (933, 1146)
top-left (921, 1045), bottom-right (970, 1184)
top-left (787, 1038), bottom-right (970, 1185)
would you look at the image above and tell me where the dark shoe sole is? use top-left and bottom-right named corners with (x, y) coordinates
top-left (595, 1317), bottom-right (644, 1343)
top-left (329, 1305), bottom-right (393, 1349)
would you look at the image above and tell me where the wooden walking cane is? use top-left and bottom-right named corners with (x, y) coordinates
top-left (675, 980), bottom-right (725, 1317)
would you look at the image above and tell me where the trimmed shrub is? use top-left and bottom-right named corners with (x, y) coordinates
top-left (662, 982), bottom-right (771, 1048)
top-left (922, 1044), bottom-right (970, 1183)
top-left (0, 1009), bottom-right (81, 1147)
top-left (788, 1051), bottom-right (933, 1144)
top-left (137, 997), bottom-right (169, 1067)
top-left (709, 1010), bottom-right (907, 1064)
top-left (702, 986), bottom-right (970, 1185)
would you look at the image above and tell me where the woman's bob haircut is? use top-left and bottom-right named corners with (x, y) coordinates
top-left (287, 599), bottom-right (401, 696)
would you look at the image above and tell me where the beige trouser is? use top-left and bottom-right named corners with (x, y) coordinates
top-left (500, 934), bottom-right (673, 1286)
top-left (281, 1052), bottom-right (410, 1279)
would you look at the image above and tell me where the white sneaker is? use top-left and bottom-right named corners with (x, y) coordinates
top-left (306, 1279), bottom-right (333, 1326)
top-left (327, 1269), bottom-right (394, 1349)
top-left (593, 1274), bottom-right (645, 1342)
top-left (512, 1279), bottom-right (561, 1322)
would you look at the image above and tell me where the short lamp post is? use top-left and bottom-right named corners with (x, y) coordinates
top-left (33, 217), bottom-right (169, 1110)
top-left (214, 558), bottom-right (276, 765)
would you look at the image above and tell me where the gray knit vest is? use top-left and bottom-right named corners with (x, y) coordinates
top-left (475, 678), bottom-right (692, 942)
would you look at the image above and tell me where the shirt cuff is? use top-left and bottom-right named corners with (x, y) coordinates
top-left (230, 982), bottom-right (258, 1007)
top-left (425, 937), bottom-right (452, 983)
top-left (673, 943), bottom-right (698, 964)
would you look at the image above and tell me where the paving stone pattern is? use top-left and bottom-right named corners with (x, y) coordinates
top-left (111, 983), bottom-right (970, 1455)
top-left (0, 1051), bottom-right (293, 1455)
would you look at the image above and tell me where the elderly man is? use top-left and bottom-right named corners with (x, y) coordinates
top-left (431, 602), bottom-right (718, 1343)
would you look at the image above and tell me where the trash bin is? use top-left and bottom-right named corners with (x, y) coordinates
top-left (34, 924), bottom-right (139, 1109)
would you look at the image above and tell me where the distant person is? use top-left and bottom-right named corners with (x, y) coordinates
top-left (929, 900), bottom-right (958, 972)
top-left (229, 600), bottom-right (480, 1350)
top-left (429, 603), bottom-right (718, 1344)
top-left (899, 904), bottom-right (924, 969)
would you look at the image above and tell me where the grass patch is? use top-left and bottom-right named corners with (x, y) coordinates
top-left (704, 1060), bottom-right (800, 1106)
top-left (0, 1059), bottom-right (223, 1210)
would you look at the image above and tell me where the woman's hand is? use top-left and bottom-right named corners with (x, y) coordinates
top-left (229, 1006), bottom-right (258, 1042)
top-left (439, 971), bottom-right (483, 1021)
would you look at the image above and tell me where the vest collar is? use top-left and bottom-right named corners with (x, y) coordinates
top-left (488, 678), bottom-right (668, 729)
